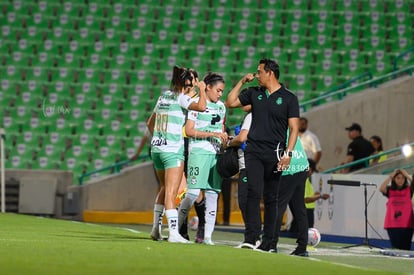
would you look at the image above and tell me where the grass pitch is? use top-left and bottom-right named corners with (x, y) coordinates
top-left (0, 213), bottom-right (410, 274)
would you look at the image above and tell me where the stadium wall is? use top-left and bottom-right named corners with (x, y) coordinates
top-left (302, 75), bottom-right (414, 171)
top-left (68, 162), bottom-right (160, 222)
top-left (4, 169), bottom-right (73, 218)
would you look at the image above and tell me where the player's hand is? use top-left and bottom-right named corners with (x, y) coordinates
top-left (277, 156), bottom-right (291, 172)
top-left (216, 132), bottom-right (228, 144)
top-left (197, 81), bottom-right (206, 92)
top-left (242, 73), bottom-right (255, 84)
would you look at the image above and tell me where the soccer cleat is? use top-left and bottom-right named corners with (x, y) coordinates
top-left (203, 238), bottom-right (215, 245)
top-left (168, 232), bottom-right (192, 244)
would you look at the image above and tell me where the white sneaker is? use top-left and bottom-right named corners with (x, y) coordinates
top-left (203, 238), bottom-right (214, 245)
top-left (235, 242), bottom-right (256, 249)
top-left (168, 232), bottom-right (192, 244)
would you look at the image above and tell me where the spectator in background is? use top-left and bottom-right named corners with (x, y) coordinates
top-left (369, 135), bottom-right (388, 165)
top-left (299, 117), bottom-right (322, 165)
top-left (342, 123), bottom-right (374, 173)
top-left (379, 169), bottom-right (414, 250)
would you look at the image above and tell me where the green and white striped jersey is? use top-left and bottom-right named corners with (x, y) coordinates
top-left (187, 100), bottom-right (226, 154)
top-left (151, 91), bottom-right (195, 154)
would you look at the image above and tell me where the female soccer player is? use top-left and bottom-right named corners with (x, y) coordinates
top-left (177, 73), bottom-right (228, 245)
top-left (149, 66), bottom-right (206, 243)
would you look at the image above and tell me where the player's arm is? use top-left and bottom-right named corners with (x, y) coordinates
top-left (188, 81), bottom-right (207, 112)
top-left (228, 129), bottom-right (248, 147)
top-left (146, 112), bottom-right (156, 136)
top-left (225, 74), bottom-right (255, 108)
top-left (286, 117), bottom-right (299, 153)
top-left (185, 117), bottom-right (228, 143)
top-left (130, 134), bottom-right (148, 161)
top-left (277, 117), bottom-right (299, 170)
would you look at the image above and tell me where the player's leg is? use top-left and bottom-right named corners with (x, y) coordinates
top-left (150, 153), bottom-right (166, 241)
top-left (237, 168), bottom-right (248, 223)
top-left (177, 174), bottom-right (190, 240)
top-left (203, 156), bottom-right (222, 245)
top-left (258, 157), bottom-right (281, 251)
top-left (287, 171), bottom-right (308, 256)
top-left (243, 152), bottom-right (265, 247)
top-left (194, 192), bottom-right (205, 243)
top-left (160, 153), bottom-right (190, 243)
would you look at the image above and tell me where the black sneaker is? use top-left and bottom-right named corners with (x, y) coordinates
top-left (290, 249), bottom-right (309, 257)
top-left (254, 241), bottom-right (277, 253)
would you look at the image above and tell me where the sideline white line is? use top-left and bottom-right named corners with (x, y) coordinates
top-left (121, 228), bottom-right (141, 234)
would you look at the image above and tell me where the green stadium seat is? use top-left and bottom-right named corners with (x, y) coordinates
top-left (24, 66), bottom-right (48, 84)
top-left (386, 0), bottom-right (412, 12)
top-left (8, 154), bottom-right (32, 169)
top-left (78, 118), bottom-right (102, 137)
top-left (48, 67), bottom-right (74, 83)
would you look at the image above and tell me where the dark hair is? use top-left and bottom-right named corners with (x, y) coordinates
top-left (390, 170), bottom-right (409, 190)
top-left (370, 135), bottom-right (383, 151)
top-left (204, 72), bottom-right (225, 86)
top-left (170, 66), bottom-right (198, 92)
top-left (171, 65), bottom-right (185, 92)
top-left (300, 117), bottom-right (308, 123)
top-left (259, 58), bottom-right (280, 79)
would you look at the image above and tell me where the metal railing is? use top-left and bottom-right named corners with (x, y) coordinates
top-left (300, 65), bottom-right (414, 112)
top-left (322, 142), bottom-right (414, 174)
top-left (393, 46), bottom-right (414, 71)
top-left (319, 71), bottom-right (373, 97)
top-left (78, 154), bottom-right (150, 185)
top-left (382, 162), bottom-right (414, 175)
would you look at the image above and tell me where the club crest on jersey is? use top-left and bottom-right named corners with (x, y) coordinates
top-left (257, 95), bottom-right (263, 100)
top-left (276, 97), bottom-right (282, 105)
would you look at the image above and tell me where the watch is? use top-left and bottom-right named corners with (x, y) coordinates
top-left (286, 151), bottom-right (292, 157)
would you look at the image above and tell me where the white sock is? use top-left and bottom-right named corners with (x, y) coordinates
top-left (177, 189), bottom-right (199, 228)
top-left (165, 209), bottom-right (179, 235)
top-left (152, 204), bottom-right (164, 233)
top-left (204, 191), bottom-right (218, 240)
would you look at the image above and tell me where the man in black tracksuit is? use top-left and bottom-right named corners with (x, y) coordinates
top-left (226, 59), bottom-right (300, 252)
